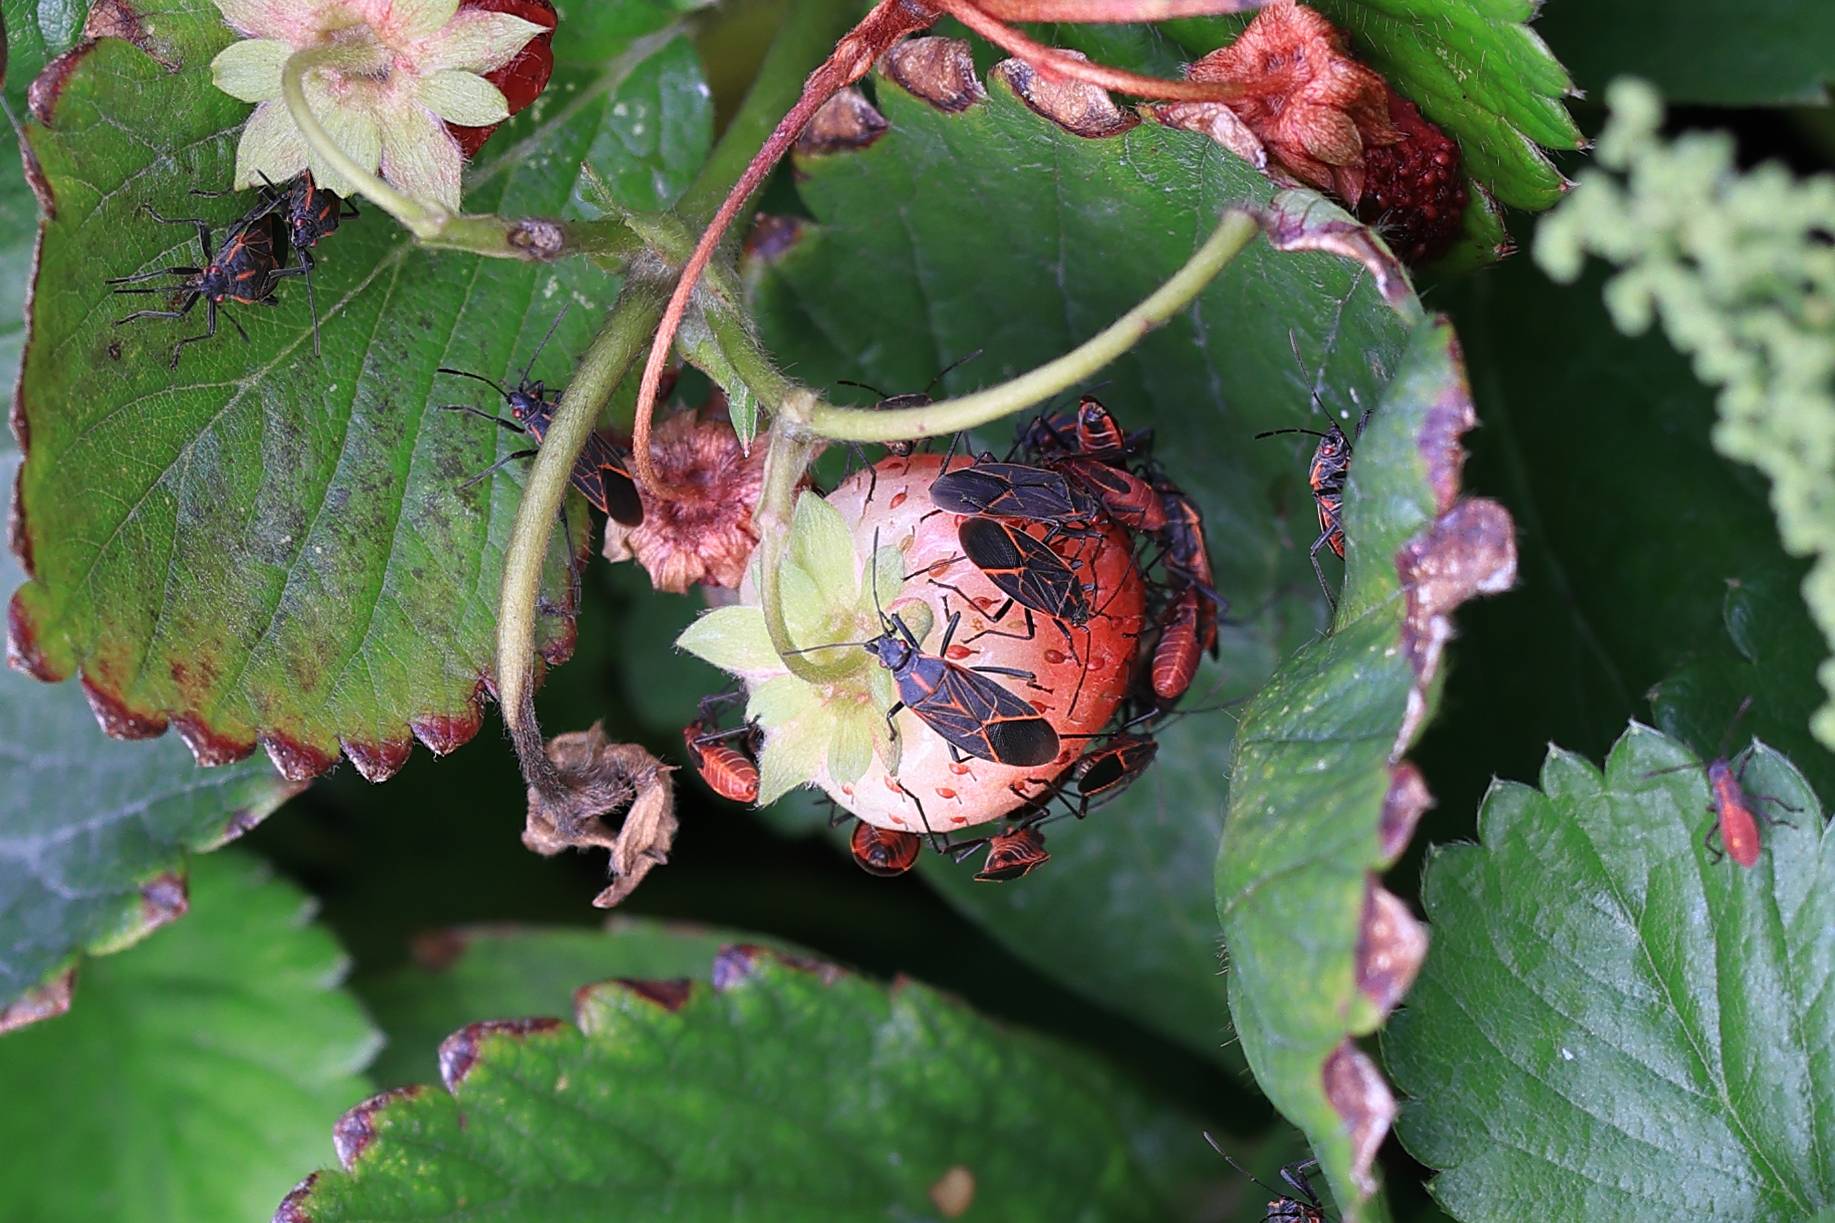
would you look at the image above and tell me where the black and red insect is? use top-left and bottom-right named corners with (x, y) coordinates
top-left (1154, 481), bottom-right (1222, 656)
top-left (1047, 454), bottom-right (1167, 532)
top-left (1150, 586), bottom-right (1204, 704)
top-left (859, 604), bottom-right (1061, 771)
top-left (928, 459), bottom-right (1101, 527)
top-left (836, 350), bottom-right (981, 458)
top-left (107, 204), bottom-right (305, 368)
top-left (1019, 396), bottom-right (1151, 463)
top-left (1255, 414), bottom-right (1363, 610)
top-left (439, 312), bottom-right (644, 526)
top-left (682, 699), bottom-right (761, 804)
top-left (1204, 1136), bottom-right (1331, 1223)
top-left (975, 825), bottom-right (1049, 882)
top-left (193, 171), bottom-right (355, 355)
top-left (850, 821), bottom-right (921, 877)
top-left (945, 517), bottom-right (1093, 646)
top-left (1645, 698), bottom-right (1801, 868)
top-left (1067, 730), bottom-right (1159, 817)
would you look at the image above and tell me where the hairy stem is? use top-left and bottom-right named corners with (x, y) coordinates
top-left (497, 283), bottom-right (668, 787)
top-left (752, 424), bottom-right (854, 684)
top-left (628, 0), bottom-right (940, 500)
top-left (788, 210), bottom-right (1261, 443)
top-left (281, 48), bottom-right (637, 261)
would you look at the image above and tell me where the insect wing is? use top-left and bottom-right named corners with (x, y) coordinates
top-left (575, 431), bottom-right (644, 525)
top-left (905, 658), bottom-right (1058, 766)
top-left (958, 518), bottom-right (1084, 619)
top-left (931, 462), bottom-right (1084, 520)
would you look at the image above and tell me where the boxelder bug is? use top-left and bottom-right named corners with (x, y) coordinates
top-left (1150, 586), bottom-right (1204, 703)
top-left (1644, 698), bottom-right (1801, 868)
top-left (835, 349), bottom-right (982, 458)
top-left (975, 825), bottom-right (1049, 882)
top-left (438, 310), bottom-right (644, 526)
top-left (928, 459), bottom-right (1101, 526)
top-left (948, 517), bottom-right (1092, 644)
top-left (1153, 481), bottom-right (1222, 656)
top-left (107, 204), bottom-right (306, 368)
top-left (1047, 454), bottom-right (1167, 532)
top-left (1203, 1135), bottom-right (1330, 1223)
top-left (192, 171), bottom-right (355, 356)
top-left (1018, 395), bottom-right (1152, 463)
top-left (851, 821), bottom-right (921, 877)
top-left (1068, 730), bottom-right (1159, 817)
top-left (1254, 417), bottom-right (1361, 609)
top-left (682, 697), bottom-right (761, 804)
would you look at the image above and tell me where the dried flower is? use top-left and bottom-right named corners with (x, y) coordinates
top-left (601, 404), bottom-right (769, 594)
top-left (208, 0), bottom-right (548, 211)
top-left (1166, 0), bottom-right (1466, 262)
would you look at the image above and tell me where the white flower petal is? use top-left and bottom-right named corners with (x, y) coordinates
top-left (419, 11), bottom-right (547, 74)
top-left (418, 69), bottom-right (509, 127)
top-left (393, 0), bottom-right (462, 40)
top-left (211, 38), bottom-right (290, 102)
top-left (377, 102), bottom-right (463, 211)
top-left (212, 0), bottom-right (308, 40)
top-left (233, 99), bottom-right (308, 191)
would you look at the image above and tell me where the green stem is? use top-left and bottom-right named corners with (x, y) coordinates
top-left (280, 47), bottom-right (637, 261)
top-left (753, 423), bottom-right (853, 685)
top-left (679, 0), bottom-right (863, 227)
top-left (705, 302), bottom-right (794, 412)
top-left (789, 210), bottom-right (1262, 442)
top-left (497, 282), bottom-right (668, 769)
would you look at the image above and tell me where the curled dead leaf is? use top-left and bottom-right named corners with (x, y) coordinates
top-left (523, 723), bottom-right (677, 909)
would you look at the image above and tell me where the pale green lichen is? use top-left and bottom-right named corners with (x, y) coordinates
top-left (1537, 79), bottom-right (1835, 749)
top-left (675, 493), bottom-right (929, 805)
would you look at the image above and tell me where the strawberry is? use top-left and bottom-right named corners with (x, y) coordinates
top-left (446, 0), bottom-right (558, 160)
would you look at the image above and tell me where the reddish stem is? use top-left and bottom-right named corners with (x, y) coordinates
top-left (978, 0), bottom-right (1265, 17)
top-left (630, 0), bottom-right (939, 499)
top-left (933, 0), bottom-right (1254, 102)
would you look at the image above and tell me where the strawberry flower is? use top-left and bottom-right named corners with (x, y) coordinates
top-left (209, 0), bottom-right (547, 211)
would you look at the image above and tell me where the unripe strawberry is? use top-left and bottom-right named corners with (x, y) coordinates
top-left (447, 0), bottom-right (557, 160)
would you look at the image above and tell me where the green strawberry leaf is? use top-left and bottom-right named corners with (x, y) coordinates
top-left (1217, 316), bottom-right (1513, 1215)
top-left (0, 121), bottom-right (31, 396)
top-left (746, 41), bottom-right (1417, 1068)
top-left (359, 918), bottom-right (802, 1088)
top-left (1, 0), bottom-right (91, 107)
top-left (284, 947), bottom-right (1232, 1221)
top-left (7, 0), bottom-right (708, 781)
top-left (1385, 727), bottom-right (1835, 1219)
top-left (0, 851), bottom-right (378, 1221)
top-left (0, 453), bottom-right (301, 1027)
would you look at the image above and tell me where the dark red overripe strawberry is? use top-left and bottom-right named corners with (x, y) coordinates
top-left (446, 0), bottom-right (558, 160)
top-left (1357, 91), bottom-right (1466, 264)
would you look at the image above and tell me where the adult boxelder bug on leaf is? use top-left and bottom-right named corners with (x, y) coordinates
top-left (107, 204), bottom-right (306, 368)
top-left (850, 821), bottom-right (921, 877)
top-left (193, 171), bottom-right (356, 356)
top-left (1644, 697), bottom-right (1802, 868)
top-left (438, 310), bottom-right (644, 526)
top-left (1255, 417), bottom-right (1361, 609)
top-left (975, 824), bottom-right (1049, 882)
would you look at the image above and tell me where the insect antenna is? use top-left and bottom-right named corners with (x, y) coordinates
top-left (1253, 426), bottom-right (1333, 442)
top-left (923, 347), bottom-right (983, 396)
top-left (835, 377), bottom-right (889, 400)
top-left (521, 303), bottom-right (572, 387)
top-left (437, 367), bottom-right (511, 400)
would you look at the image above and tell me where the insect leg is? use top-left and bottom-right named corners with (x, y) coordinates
top-left (1308, 530), bottom-right (1339, 611)
top-left (459, 448), bottom-right (540, 491)
top-left (138, 205), bottom-right (216, 261)
top-left (439, 404), bottom-right (529, 433)
top-left (106, 266), bottom-right (206, 287)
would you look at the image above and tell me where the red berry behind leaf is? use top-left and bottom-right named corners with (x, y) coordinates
top-left (446, 0), bottom-right (558, 161)
top-left (1358, 90), bottom-right (1466, 264)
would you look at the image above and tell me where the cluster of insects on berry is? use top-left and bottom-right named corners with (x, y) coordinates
top-left (698, 385), bottom-right (1226, 884)
top-left (107, 172), bottom-right (353, 368)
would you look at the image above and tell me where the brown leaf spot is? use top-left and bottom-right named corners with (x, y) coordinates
top-left (538, 615), bottom-right (577, 667)
top-left (1418, 342), bottom-right (1476, 513)
top-left (170, 714), bottom-right (256, 767)
top-left (1253, 192), bottom-right (1413, 312)
top-left (797, 86), bottom-right (888, 155)
top-left (929, 1165), bottom-right (976, 1218)
top-left (260, 731), bottom-right (337, 782)
top-left (5, 593), bottom-right (59, 681)
top-left (81, 674), bottom-right (166, 739)
top-left (83, 0), bottom-right (159, 56)
top-left (212, 805), bottom-right (272, 848)
top-left (1378, 761), bottom-right (1432, 864)
top-left (710, 944), bottom-right (768, 991)
top-left (340, 736), bottom-right (413, 784)
top-left (332, 1086), bottom-right (423, 1170)
top-left (993, 56), bottom-right (1138, 139)
top-left (139, 871), bottom-right (188, 931)
top-left (0, 970), bottom-right (73, 1034)
top-left (410, 696), bottom-right (484, 757)
top-left (606, 977), bottom-right (693, 1012)
top-left (27, 44), bottom-right (95, 126)
top-left (437, 1017), bottom-right (565, 1091)
top-left (881, 37), bottom-right (986, 114)
top-left (1395, 497), bottom-right (1517, 749)
top-left (8, 462), bottom-right (32, 576)
top-left (744, 214), bottom-right (808, 266)
top-left (272, 1172), bottom-right (320, 1223)
top-left (1320, 1040), bottom-right (1395, 1196)
top-left (409, 928), bottom-right (472, 972)
top-left (1355, 883), bottom-right (1426, 1013)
